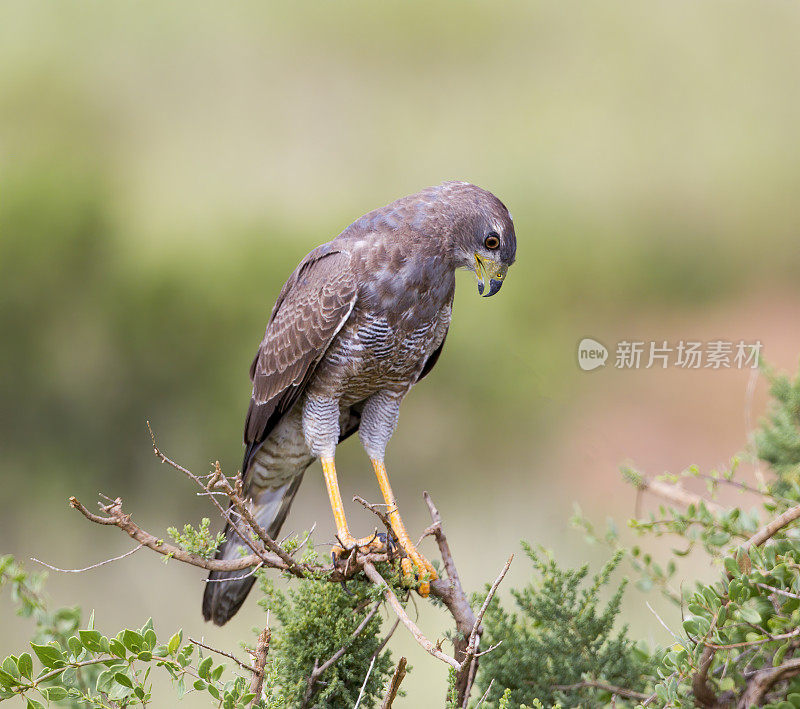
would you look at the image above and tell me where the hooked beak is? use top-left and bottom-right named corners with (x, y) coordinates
top-left (474, 254), bottom-right (508, 297)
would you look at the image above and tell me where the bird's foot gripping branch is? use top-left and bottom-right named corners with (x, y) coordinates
top-left (46, 426), bottom-right (511, 708)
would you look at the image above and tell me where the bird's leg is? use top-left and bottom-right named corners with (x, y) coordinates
top-left (371, 458), bottom-right (437, 596)
top-left (322, 456), bottom-right (385, 558)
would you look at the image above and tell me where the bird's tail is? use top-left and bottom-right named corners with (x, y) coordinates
top-left (202, 473), bottom-right (305, 626)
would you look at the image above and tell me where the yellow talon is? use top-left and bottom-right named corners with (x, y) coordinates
top-left (321, 454), bottom-right (437, 595)
top-left (371, 458), bottom-right (437, 595)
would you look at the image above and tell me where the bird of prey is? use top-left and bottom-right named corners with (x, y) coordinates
top-left (203, 181), bottom-right (516, 625)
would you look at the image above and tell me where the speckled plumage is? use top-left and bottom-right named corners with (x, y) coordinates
top-left (203, 182), bottom-right (516, 625)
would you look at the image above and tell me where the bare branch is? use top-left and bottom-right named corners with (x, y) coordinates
top-left (354, 495), bottom-right (394, 535)
top-left (189, 637), bottom-right (256, 673)
top-left (148, 423), bottom-right (304, 573)
top-left (69, 494), bottom-right (388, 581)
top-left (424, 492), bottom-right (465, 595)
top-left (459, 556), bottom-right (513, 676)
top-left (203, 563), bottom-right (264, 584)
top-left (755, 582), bottom-right (800, 600)
top-left (248, 626), bottom-right (271, 707)
top-left (64, 439), bottom-right (519, 709)
top-left (737, 657), bottom-right (800, 708)
top-left (424, 492), bottom-right (481, 707)
top-left (474, 641), bottom-right (503, 658)
top-left (701, 628), bottom-right (800, 650)
top-left (633, 476), bottom-right (724, 515)
top-left (692, 645), bottom-right (720, 709)
top-left (415, 522), bottom-right (441, 549)
top-left (31, 544), bottom-right (144, 573)
top-left (69, 496), bottom-right (264, 572)
top-left (362, 561), bottom-right (460, 670)
top-left (552, 680), bottom-right (648, 701)
top-left (474, 679), bottom-right (494, 708)
top-left (380, 657), bottom-right (407, 709)
top-left (742, 504), bottom-right (800, 551)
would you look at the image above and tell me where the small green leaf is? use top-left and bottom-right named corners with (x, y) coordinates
top-left (26, 698), bottom-right (45, 709)
top-left (67, 636), bottom-right (83, 658)
top-left (774, 640), bottom-right (791, 667)
top-left (79, 630), bottom-right (104, 653)
top-left (211, 663), bottom-right (224, 682)
top-left (2, 657), bottom-right (19, 680)
top-left (114, 671), bottom-right (133, 688)
top-left (0, 667), bottom-right (19, 689)
top-left (109, 639), bottom-right (127, 659)
top-left (121, 630), bottom-right (144, 653)
top-left (30, 644), bottom-right (64, 669)
top-left (682, 619), bottom-right (699, 635)
top-left (43, 687), bottom-right (68, 700)
top-left (96, 668), bottom-right (118, 694)
top-left (17, 653), bottom-right (32, 680)
top-left (739, 606), bottom-right (762, 624)
top-left (167, 631), bottom-right (182, 655)
top-left (198, 656), bottom-right (213, 680)
top-left (708, 532), bottom-right (730, 546)
top-left (194, 679), bottom-right (207, 691)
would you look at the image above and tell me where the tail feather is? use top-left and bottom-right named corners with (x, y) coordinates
top-left (202, 473), bottom-right (305, 625)
top-left (203, 406), bottom-right (362, 625)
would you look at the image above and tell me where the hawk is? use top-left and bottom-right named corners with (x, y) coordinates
top-left (203, 181), bottom-right (516, 625)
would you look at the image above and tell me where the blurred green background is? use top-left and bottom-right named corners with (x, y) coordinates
top-left (2, 1), bottom-right (800, 705)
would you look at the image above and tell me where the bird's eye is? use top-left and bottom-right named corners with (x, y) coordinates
top-left (484, 232), bottom-right (500, 250)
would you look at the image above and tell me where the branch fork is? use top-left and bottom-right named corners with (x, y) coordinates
top-left (62, 430), bottom-right (513, 706)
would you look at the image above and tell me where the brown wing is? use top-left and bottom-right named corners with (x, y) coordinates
top-left (242, 247), bottom-right (357, 469)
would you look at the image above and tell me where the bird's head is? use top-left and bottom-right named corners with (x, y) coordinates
top-left (444, 182), bottom-right (516, 297)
